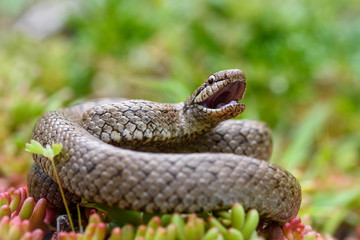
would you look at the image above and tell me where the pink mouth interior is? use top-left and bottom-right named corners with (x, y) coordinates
top-left (199, 81), bottom-right (245, 109)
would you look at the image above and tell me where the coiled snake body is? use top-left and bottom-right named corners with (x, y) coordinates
top-left (28, 69), bottom-right (301, 223)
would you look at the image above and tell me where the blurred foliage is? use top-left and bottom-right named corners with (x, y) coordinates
top-left (0, 0), bottom-right (359, 238)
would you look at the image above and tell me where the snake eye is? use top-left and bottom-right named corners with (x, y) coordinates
top-left (207, 76), bottom-right (215, 85)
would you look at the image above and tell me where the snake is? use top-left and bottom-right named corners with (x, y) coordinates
top-left (27, 69), bottom-right (301, 224)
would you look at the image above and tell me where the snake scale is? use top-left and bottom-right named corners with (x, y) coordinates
top-left (28, 69), bottom-right (301, 224)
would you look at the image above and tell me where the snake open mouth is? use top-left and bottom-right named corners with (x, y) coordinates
top-left (198, 81), bottom-right (245, 109)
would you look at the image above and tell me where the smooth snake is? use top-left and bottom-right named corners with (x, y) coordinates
top-left (28, 69), bottom-right (301, 224)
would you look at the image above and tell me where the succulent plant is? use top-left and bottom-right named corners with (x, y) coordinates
top-left (0, 186), bottom-right (337, 240)
top-left (56, 204), bottom-right (260, 240)
top-left (282, 217), bottom-right (334, 240)
top-left (0, 187), bottom-right (46, 239)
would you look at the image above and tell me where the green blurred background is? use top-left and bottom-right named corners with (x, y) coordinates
top-left (0, 0), bottom-right (359, 238)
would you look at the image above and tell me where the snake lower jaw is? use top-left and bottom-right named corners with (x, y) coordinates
top-left (221, 102), bottom-right (246, 118)
top-left (199, 102), bottom-right (246, 121)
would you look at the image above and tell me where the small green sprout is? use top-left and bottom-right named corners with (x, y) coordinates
top-left (25, 140), bottom-right (75, 232)
top-left (25, 140), bottom-right (62, 159)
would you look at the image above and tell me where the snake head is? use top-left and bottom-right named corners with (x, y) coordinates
top-left (185, 69), bottom-right (246, 123)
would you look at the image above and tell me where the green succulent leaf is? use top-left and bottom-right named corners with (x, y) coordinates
top-left (241, 209), bottom-right (259, 240)
top-left (89, 203), bottom-right (143, 226)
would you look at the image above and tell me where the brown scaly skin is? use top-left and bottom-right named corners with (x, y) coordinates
top-left (28, 69), bottom-right (301, 223)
